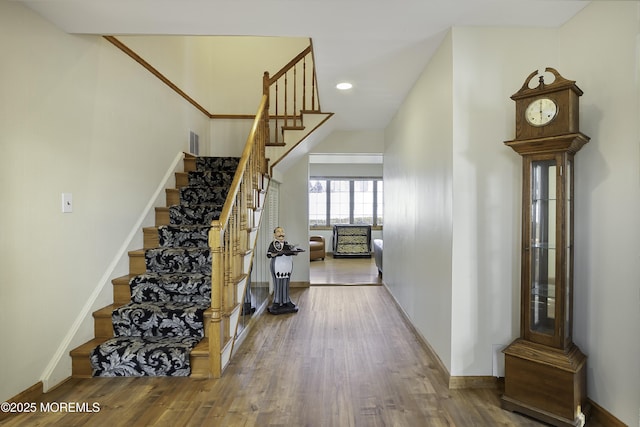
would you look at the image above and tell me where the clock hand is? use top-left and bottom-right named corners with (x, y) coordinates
top-left (539, 101), bottom-right (543, 121)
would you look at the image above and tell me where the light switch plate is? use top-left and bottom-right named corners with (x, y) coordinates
top-left (62, 193), bottom-right (73, 213)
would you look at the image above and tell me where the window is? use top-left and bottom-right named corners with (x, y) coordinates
top-left (309, 178), bottom-right (383, 227)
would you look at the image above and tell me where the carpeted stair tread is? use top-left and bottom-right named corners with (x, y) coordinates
top-left (88, 156), bottom-right (239, 378)
top-left (187, 171), bottom-right (236, 188)
top-left (196, 156), bottom-right (239, 172)
top-left (112, 301), bottom-right (207, 338)
top-left (179, 186), bottom-right (229, 206)
top-left (157, 224), bottom-right (210, 248)
top-left (90, 335), bottom-right (202, 377)
top-left (145, 247), bottom-right (211, 274)
top-left (130, 273), bottom-right (210, 304)
top-left (168, 204), bottom-right (223, 225)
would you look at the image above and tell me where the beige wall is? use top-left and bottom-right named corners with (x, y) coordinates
top-left (2, 0), bottom-right (638, 423)
top-left (384, 31), bottom-right (455, 371)
top-left (278, 157), bottom-right (310, 283)
top-left (0, 1), bottom-right (211, 400)
top-left (559, 2), bottom-right (640, 424)
top-left (118, 35), bottom-right (309, 116)
top-left (118, 35), bottom-right (310, 157)
top-left (383, 2), bottom-right (639, 424)
top-left (450, 26), bottom-right (559, 376)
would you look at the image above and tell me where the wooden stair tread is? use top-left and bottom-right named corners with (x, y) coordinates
top-left (70, 337), bottom-right (109, 356)
top-left (112, 274), bottom-right (134, 285)
top-left (93, 304), bottom-right (118, 317)
top-left (112, 275), bottom-right (133, 305)
top-left (191, 338), bottom-right (209, 356)
top-left (72, 337), bottom-right (208, 357)
top-left (71, 151), bottom-right (264, 378)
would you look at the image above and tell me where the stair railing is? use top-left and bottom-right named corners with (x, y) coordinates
top-left (208, 95), bottom-right (268, 378)
top-left (208, 43), bottom-right (319, 377)
top-left (264, 45), bottom-right (320, 146)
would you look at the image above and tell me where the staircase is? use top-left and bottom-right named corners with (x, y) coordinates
top-left (70, 42), bottom-right (326, 378)
top-left (71, 155), bottom-right (241, 377)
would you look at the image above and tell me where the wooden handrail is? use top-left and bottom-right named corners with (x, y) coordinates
top-left (216, 95), bottom-right (267, 227)
top-left (264, 44), bottom-right (320, 145)
top-left (209, 43), bottom-right (320, 377)
top-left (105, 36), bottom-right (320, 377)
top-left (208, 95), bottom-right (267, 377)
top-left (268, 46), bottom-right (312, 84)
top-left (103, 36), bottom-right (211, 117)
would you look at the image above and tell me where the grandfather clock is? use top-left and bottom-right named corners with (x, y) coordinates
top-left (501, 68), bottom-right (590, 427)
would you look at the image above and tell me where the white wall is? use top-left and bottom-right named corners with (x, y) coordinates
top-left (117, 35), bottom-right (310, 157)
top-left (450, 27), bottom-right (559, 376)
top-left (559, 2), bottom-right (640, 424)
top-left (277, 157), bottom-right (311, 283)
top-left (383, 2), bottom-right (639, 424)
top-left (118, 35), bottom-right (309, 115)
top-left (311, 130), bottom-right (384, 154)
top-left (0, 1), bottom-right (210, 400)
top-left (384, 32), bottom-right (454, 372)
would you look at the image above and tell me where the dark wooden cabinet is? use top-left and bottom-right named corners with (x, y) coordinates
top-left (332, 225), bottom-right (371, 258)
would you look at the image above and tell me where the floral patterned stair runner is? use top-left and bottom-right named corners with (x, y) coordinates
top-left (90, 157), bottom-right (239, 376)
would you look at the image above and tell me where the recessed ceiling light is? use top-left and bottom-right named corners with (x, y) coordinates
top-left (336, 82), bottom-right (353, 90)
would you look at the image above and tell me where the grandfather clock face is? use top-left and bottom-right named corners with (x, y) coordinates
top-left (512, 68), bottom-right (582, 140)
top-left (524, 97), bottom-right (558, 126)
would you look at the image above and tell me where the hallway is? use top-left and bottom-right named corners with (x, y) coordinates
top-left (1, 286), bottom-right (561, 426)
top-left (309, 254), bottom-right (382, 285)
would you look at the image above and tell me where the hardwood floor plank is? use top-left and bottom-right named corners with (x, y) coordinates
top-left (1, 286), bottom-right (603, 426)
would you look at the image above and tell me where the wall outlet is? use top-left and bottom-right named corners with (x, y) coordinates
top-left (61, 193), bottom-right (73, 213)
top-left (492, 344), bottom-right (506, 377)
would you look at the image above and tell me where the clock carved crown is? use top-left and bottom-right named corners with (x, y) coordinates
top-left (511, 67), bottom-right (583, 141)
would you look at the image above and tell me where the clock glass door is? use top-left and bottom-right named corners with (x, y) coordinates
top-left (564, 159), bottom-right (573, 346)
top-left (530, 158), bottom-right (557, 338)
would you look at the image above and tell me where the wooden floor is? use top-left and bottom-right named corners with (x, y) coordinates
top-left (309, 253), bottom-right (382, 285)
top-left (2, 285), bottom-right (575, 427)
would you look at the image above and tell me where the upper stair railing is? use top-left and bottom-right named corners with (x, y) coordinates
top-left (264, 45), bottom-right (320, 146)
top-left (208, 43), bottom-right (319, 377)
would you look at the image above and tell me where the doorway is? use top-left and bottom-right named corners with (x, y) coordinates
top-left (309, 253), bottom-right (381, 285)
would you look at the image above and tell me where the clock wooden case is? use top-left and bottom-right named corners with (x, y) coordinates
top-left (512, 67), bottom-right (582, 140)
top-left (501, 68), bottom-right (590, 427)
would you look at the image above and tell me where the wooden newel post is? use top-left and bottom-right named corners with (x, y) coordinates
top-left (208, 221), bottom-right (224, 378)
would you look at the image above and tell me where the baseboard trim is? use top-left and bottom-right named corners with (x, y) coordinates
top-left (587, 398), bottom-right (626, 427)
top-left (448, 375), bottom-right (498, 390)
top-left (0, 382), bottom-right (43, 422)
top-left (291, 281), bottom-right (310, 288)
top-left (381, 283), bottom-right (450, 387)
top-left (380, 284), bottom-right (627, 425)
top-left (40, 151), bottom-right (186, 392)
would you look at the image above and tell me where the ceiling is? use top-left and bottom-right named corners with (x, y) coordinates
top-left (20, 0), bottom-right (589, 131)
